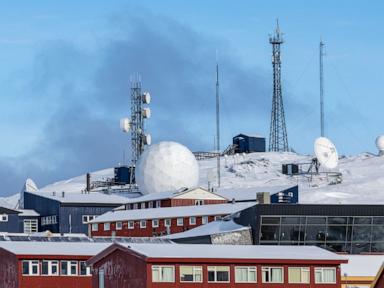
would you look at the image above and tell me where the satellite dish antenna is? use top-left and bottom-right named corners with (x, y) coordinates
top-left (144, 134), bottom-right (151, 145)
top-left (314, 137), bottom-right (338, 169)
top-left (142, 107), bottom-right (151, 119)
top-left (120, 118), bottom-right (131, 133)
top-left (142, 92), bottom-right (151, 104)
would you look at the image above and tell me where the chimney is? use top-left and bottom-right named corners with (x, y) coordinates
top-left (257, 192), bottom-right (270, 204)
top-left (86, 173), bottom-right (91, 192)
top-left (62, 191), bottom-right (65, 198)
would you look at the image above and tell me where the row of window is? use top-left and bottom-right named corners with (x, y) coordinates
top-left (151, 265), bottom-right (336, 284)
top-left (22, 260), bottom-right (91, 276)
top-left (82, 215), bottom-right (98, 224)
top-left (41, 215), bottom-right (57, 226)
top-left (0, 214), bottom-right (8, 222)
top-left (23, 219), bottom-right (38, 233)
top-left (92, 216), bottom-right (222, 232)
top-left (126, 199), bottom-right (206, 210)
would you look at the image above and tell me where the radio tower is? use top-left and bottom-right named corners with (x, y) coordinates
top-left (269, 20), bottom-right (289, 152)
top-left (320, 40), bottom-right (325, 137)
top-left (215, 57), bottom-right (221, 187)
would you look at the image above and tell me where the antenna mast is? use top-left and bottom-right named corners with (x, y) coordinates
top-left (269, 19), bottom-right (289, 152)
top-left (320, 40), bottom-right (325, 137)
top-left (216, 56), bottom-right (221, 187)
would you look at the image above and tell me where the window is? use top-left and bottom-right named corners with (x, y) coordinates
top-left (70, 261), bottom-right (78, 275)
top-left (80, 261), bottom-right (91, 276)
top-left (92, 223), bottom-right (98, 231)
top-left (177, 218), bottom-right (184, 226)
top-left (23, 219), bottom-right (38, 233)
top-left (99, 269), bottom-right (105, 288)
top-left (195, 200), bottom-right (204, 205)
top-left (0, 214), bottom-right (8, 222)
top-left (180, 266), bottom-right (202, 282)
top-left (82, 215), bottom-right (96, 224)
top-left (235, 266), bottom-right (257, 283)
top-left (141, 203), bottom-right (146, 209)
top-left (289, 267), bottom-right (310, 283)
top-left (22, 260), bottom-right (39, 275)
top-left (128, 220), bottom-right (134, 229)
top-left (189, 217), bottom-right (196, 225)
top-left (61, 261), bottom-right (68, 275)
top-left (315, 267), bottom-right (336, 283)
top-left (103, 223), bottom-right (110, 231)
top-left (202, 216), bottom-right (208, 224)
top-left (152, 265), bottom-right (175, 282)
top-left (133, 203), bottom-right (138, 209)
top-left (42, 260), bottom-right (59, 275)
top-left (156, 200), bottom-right (161, 208)
top-left (214, 216), bottom-right (222, 221)
top-left (140, 220), bottom-right (147, 228)
top-left (262, 267), bottom-right (283, 283)
top-left (165, 219), bottom-right (171, 227)
top-left (148, 202), bottom-right (153, 208)
top-left (208, 266), bottom-right (230, 282)
top-left (152, 219), bottom-right (159, 228)
top-left (61, 261), bottom-right (78, 276)
top-left (116, 221), bottom-right (122, 230)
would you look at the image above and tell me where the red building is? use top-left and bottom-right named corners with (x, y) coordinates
top-left (123, 187), bottom-right (228, 210)
top-left (89, 202), bottom-right (255, 237)
top-left (0, 241), bottom-right (110, 288)
top-left (87, 243), bottom-right (348, 288)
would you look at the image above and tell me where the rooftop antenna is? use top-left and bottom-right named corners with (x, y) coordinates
top-left (216, 51), bottom-right (221, 187)
top-left (269, 19), bottom-right (289, 152)
top-left (320, 39), bottom-right (325, 137)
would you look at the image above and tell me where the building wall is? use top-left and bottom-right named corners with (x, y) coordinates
top-left (92, 248), bottom-right (147, 288)
top-left (0, 213), bottom-right (22, 233)
top-left (0, 248), bottom-right (18, 288)
top-left (91, 215), bottom-right (219, 237)
top-left (170, 199), bottom-right (226, 207)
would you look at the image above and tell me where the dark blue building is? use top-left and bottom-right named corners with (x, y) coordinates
top-left (0, 206), bottom-right (40, 233)
top-left (23, 191), bottom-right (127, 234)
top-left (233, 134), bottom-right (266, 153)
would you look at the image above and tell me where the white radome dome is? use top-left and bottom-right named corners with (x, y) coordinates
top-left (376, 135), bottom-right (384, 155)
top-left (136, 141), bottom-right (199, 194)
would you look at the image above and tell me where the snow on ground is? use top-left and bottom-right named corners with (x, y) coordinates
top-left (1, 151), bottom-right (384, 206)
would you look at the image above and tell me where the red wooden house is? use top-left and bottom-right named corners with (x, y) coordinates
top-left (87, 243), bottom-right (348, 288)
top-left (89, 202), bottom-right (255, 238)
top-left (0, 241), bottom-right (110, 288)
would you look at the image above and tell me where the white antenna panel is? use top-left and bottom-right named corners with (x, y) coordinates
top-left (142, 92), bottom-right (151, 104)
top-left (144, 134), bottom-right (151, 145)
top-left (120, 118), bottom-right (131, 133)
top-left (142, 107), bottom-right (151, 119)
top-left (314, 137), bottom-right (338, 169)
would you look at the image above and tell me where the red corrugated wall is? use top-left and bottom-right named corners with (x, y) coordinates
top-left (0, 248), bottom-right (18, 288)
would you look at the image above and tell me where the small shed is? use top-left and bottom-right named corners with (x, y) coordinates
top-left (233, 134), bottom-right (265, 153)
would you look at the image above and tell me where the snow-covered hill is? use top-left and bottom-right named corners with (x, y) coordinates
top-left (1, 151), bottom-right (384, 207)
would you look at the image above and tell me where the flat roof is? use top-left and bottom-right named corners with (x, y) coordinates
top-left (123, 243), bottom-right (346, 261)
top-left (217, 185), bottom-right (296, 201)
top-left (89, 202), bottom-right (256, 223)
top-left (341, 255), bottom-right (384, 277)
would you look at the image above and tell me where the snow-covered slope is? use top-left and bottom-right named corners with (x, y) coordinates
top-left (1, 151), bottom-right (384, 206)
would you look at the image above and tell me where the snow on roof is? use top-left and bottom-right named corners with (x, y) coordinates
top-left (122, 243), bottom-right (346, 261)
top-left (165, 219), bottom-right (249, 239)
top-left (217, 185), bottom-right (295, 201)
top-left (17, 209), bottom-right (40, 217)
top-left (234, 133), bottom-right (264, 138)
top-left (90, 202), bottom-right (256, 223)
top-left (341, 255), bottom-right (384, 277)
top-left (0, 241), bottom-right (111, 256)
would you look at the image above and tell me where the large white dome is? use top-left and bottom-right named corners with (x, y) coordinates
top-left (376, 135), bottom-right (384, 155)
top-left (136, 141), bottom-right (199, 194)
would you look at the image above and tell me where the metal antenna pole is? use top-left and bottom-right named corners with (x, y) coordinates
top-left (269, 19), bottom-right (289, 152)
top-left (320, 40), bottom-right (325, 137)
top-left (216, 56), bottom-right (221, 187)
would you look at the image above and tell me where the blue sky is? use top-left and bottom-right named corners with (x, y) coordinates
top-left (0, 0), bottom-right (383, 195)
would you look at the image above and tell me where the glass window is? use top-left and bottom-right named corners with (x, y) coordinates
top-left (140, 220), bottom-right (147, 229)
top-left (214, 216), bottom-right (222, 221)
top-left (42, 261), bottom-right (49, 275)
top-left (128, 221), bottom-right (134, 229)
top-left (235, 266), bottom-right (257, 283)
top-left (152, 219), bottom-right (159, 228)
top-left (326, 226), bottom-right (347, 241)
top-left (307, 217), bottom-right (326, 224)
top-left (180, 266), bottom-right (203, 282)
top-left (262, 267), bottom-right (283, 283)
top-left (80, 261), bottom-right (90, 276)
top-left (23, 219), bottom-right (38, 233)
top-left (208, 266), bottom-right (230, 282)
top-left (0, 214), bottom-right (8, 222)
top-left (133, 203), bottom-right (138, 209)
top-left (61, 261), bottom-right (69, 275)
top-left (156, 201), bottom-right (161, 208)
top-left (372, 226), bottom-right (384, 241)
top-left (315, 267), bottom-right (336, 283)
top-left (280, 225), bottom-right (301, 242)
top-left (31, 260), bottom-right (39, 275)
top-left (164, 219), bottom-right (171, 227)
top-left (148, 202), bottom-right (153, 208)
top-left (51, 261), bottom-right (59, 275)
top-left (177, 218), bottom-right (184, 226)
top-left (116, 222), bottom-right (122, 230)
top-left (70, 261), bottom-right (78, 275)
top-left (262, 217), bottom-right (280, 225)
top-left (22, 261), bottom-right (30, 275)
top-left (141, 203), bottom-right (146, 209)
top-left (281, 217), bottom-right (300, 224)
top-left (373, 217), bottom-right (384, 225)
top-left (92, 223), bottom-right (98, 231)
top-left (195, 200), bottom-right (204, 205)
top-left (202, 216), bottom-right (208, 224)
top-left (354, 217), bottom-right (372, 225)
top-left (288, 267), bottom-right (310, 283)
top-left (260, 225), bottom-right (280, 241)
top-left (352, 226), bottom-right (371, 242)
top-left (189, 217), bottom-right (196, 225)
top-left (328, 217), bottom-right (347, 225)
top-left (152, 265), bottom-right (175, 282)
top-left (103, 223), bottom-right (110, 231)
top-left (305, 225), bottom-right (326, 242)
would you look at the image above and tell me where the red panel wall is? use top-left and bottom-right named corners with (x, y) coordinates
top-left (92, 248), bottom-right (147, 288)
top-left (170, 199), bottom-right (227, 207)
top-left (91, 215), bottom-right (219, 237)
top-left (0, 248), bottom-right (18, 288)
